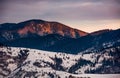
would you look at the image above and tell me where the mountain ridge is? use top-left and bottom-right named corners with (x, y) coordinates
top-left (0, 19), bottom-right (88, 40)
top-left (0, 19), bottom-right (120, 54)
top-left (90, 29), bottom-right (112, 36)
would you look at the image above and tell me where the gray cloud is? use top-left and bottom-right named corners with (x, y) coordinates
top-left (0, 0), bottom-right (120, 23)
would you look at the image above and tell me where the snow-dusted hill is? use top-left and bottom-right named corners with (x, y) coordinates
top-left (0, 46), bottom-right (120, 78)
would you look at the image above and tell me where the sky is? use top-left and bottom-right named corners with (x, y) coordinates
top-left (0, 0), bottom-right (120, 32)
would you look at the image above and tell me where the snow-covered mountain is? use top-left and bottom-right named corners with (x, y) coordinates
top-left (0, 44), bottom-right (120, 78)
top-left (0, 19), bottom-right (120, 78)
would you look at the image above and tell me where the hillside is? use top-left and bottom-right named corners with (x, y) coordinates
top-left (0, 45), bottom-right (120, 78)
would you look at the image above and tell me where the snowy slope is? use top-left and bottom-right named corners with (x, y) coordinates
top-left (0, 46), bottom-right (120, 78)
